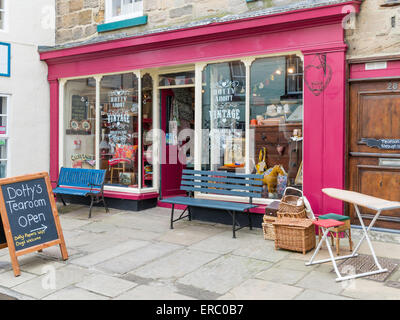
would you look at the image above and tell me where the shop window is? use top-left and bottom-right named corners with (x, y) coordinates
top-left (141, 73), bottom-right (153, 188)
top-left (64, 78), bottom-right (97, 170)
top-left (0, 0), bottom-right (6, 31)
top-left (0, 95), bottom-right (8, 178)
top-left (100, 73), bottom-right (139, 188)
top-left (202, 61), bottom-right (246, 171)
top-left (105, 0), bottom-right (143, 23)
top-left (250, 55), bottom-right (303, 199)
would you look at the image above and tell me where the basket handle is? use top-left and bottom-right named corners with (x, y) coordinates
top-left (283, 187), bottom-right (303, 198)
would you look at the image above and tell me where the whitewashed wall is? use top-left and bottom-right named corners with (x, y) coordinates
top-left (0, 0), bottom-right (55, 177)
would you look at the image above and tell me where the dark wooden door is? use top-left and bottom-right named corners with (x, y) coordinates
top-left (348, 80), bottom-right (400, 230)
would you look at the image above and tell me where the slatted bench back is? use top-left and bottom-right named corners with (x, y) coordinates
top-left (181, 169), bottom-right (264, 199)
top-left (58, 167), bottom-right (106, 190)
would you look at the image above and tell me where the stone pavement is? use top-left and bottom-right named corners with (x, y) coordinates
top-left (0, 204), bottom-right (399, 300)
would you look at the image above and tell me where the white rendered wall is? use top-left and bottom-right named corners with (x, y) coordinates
top-left (0, 0), bottom-right (55, 177)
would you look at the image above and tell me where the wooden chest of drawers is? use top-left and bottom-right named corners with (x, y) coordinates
top-left (251, 123), bottom-right (302, 183)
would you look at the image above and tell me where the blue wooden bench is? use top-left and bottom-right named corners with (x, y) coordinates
top-left (53, 167), bottom-right (109, 218)
top-left (160, 169), bottom-right (264, 238)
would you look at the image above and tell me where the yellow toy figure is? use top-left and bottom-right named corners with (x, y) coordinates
top-left (263, 165), bottom-right (287, 196)
top-left (255, 147), bottom-right (267, 175)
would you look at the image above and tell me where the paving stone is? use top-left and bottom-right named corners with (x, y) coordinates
top-left (76, 274), bottom-right (137, 297)
top-left (274, 258), bottom-right (317, 272)
top-left (357, 241), bottom-right (400, 260)
top-left (43, 286), bottom-right (110, 300)
top-left (130, 249), bottom-right (220, 280)
top-left (107, 214), bottom-right (170, 233)
top-left (114, 284), bottom-right (195, 300)
top-left (38, 245), bottom-right (79, 259)
top-left (189, 231), bottom-right (259, 254)
top-left (0, 271), bottom-right (37, 288)
top-left (97, 242), bottom-right (183, 275)
top-left (295, 289), bottom-right (353, 300)
top-left (79, 221), bottom-right (118, 233)
top-left (295, 271), bottom-right (345, 295)
top-left (107, 227), bottom-right (161, 241)
top-left (219, 279), bottom-right (303, 300)
top-left (232, 238), bottom-right (291, 262)
top-left (255, 267), bottom-right (308, 285)
top-left (70, 239), bottom-right (150, 267)
top-left (12, 265), bottom-right (91, 299)
top-left (178, 255), bottom-right (269, 295)
top-left (341, 278), bottom-right (400, 300)
top-left (58, 217), bottom-right (92, 230)
top-left (157, 224), bottom-right (225, 246)
top-left (20, 260), bottom-right (66, 276)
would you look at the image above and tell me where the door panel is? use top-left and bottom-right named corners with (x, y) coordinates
top-left (348, 81), bottom-right (400, 230)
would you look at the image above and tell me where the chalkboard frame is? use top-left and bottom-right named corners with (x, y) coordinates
top-left (0, 172), bottom-right (68, 277)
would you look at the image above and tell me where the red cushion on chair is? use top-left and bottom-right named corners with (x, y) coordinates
top-left (313, 219), bottom-right (344, 228)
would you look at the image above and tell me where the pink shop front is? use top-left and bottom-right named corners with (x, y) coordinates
top-left (40, 1), bottom-right (361, 218)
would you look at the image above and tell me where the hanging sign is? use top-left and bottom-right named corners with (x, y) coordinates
top-left (361, 138), bottom-right (400, 150)
top-left (0, 172), bottom-right (68, 276)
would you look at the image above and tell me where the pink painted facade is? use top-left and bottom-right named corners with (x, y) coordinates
top-left (40, 1), bottom-right (362, 216)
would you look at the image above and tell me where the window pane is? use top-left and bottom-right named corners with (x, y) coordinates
top-left (202, 61), bottom-right (246, 171)
top-left (142, 74), bottom-right (153, 188)
top-left (0, 160), bottom-right (6, 178)
top-left (64, 78), bottom-right (96, 170)
top-left (159, 71), bottom-right (195, 87)
top-left (0, 97), bottom-right (6, 135)
top-left (0, 139), bottom-right (7, 159)
top-left (100, 73), bottom-right (139, 188)
top-left (250, 55), bottom-right (303, 199)
top-left (0, 12), bottom-right (4, 30)
top-left (112, 0), bottom-right (122, 16)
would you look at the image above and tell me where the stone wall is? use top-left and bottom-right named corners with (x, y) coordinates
top-left (55, 0), bottom-right (304, 45)
top-left (346, 0), bottom-right (400, 59)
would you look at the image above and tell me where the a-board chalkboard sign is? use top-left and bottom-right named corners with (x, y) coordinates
top-left (0, 172), bottom-right (68, 276)
top-left (71, 95), bottom-right (88, 121)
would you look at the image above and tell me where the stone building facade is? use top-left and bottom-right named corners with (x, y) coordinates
top-left (55, 0), bottom-right (304, 45)
top-left (346, 0), bottom-right (400, 59)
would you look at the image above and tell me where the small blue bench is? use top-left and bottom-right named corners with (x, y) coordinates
top-left (160, 169), bottom-right (263, 238)
top-left (53, 167), bottom-right (109, 218)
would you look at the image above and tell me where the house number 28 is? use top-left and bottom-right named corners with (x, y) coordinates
top-left (387, 82), bottom-right (399, 90)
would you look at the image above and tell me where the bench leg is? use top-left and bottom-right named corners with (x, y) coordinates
top-left (248, 211), bottom-right (253, 230)
top-left (232, 211), bottom-right (236, 239)
top-left (170, 204), bottom-right (175, 229)
top-left (89, 195), bottom-right (94, 219)
top-left (188, 206), bottom-right (192, 221)
top-left (59, 194), bottom-right (67, 206)
top-left (102, 194), bottom-right (109, 213)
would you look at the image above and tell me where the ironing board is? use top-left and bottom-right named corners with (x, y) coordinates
top-left (306, 188), bottom-right (400, 282)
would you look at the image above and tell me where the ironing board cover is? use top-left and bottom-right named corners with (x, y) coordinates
top-left (322, 188), bottom-right (400, 211)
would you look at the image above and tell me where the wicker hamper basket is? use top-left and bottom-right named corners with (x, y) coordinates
top-left (262, 215), bottom-right (276, 240)
top-left (273, 218), bottom-right (316, 254)
top-left (277, 209), bottom-right (307, 219)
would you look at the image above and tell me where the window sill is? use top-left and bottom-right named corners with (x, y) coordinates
top-left (97, 15), bottom-right (148, 33)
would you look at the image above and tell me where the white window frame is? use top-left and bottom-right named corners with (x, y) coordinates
top-left (105, 0), bottom-right (144, 23)
top-left (0, 94), bottom-right (9, 178)
top-left (0, 0), bottom-right (8, 32)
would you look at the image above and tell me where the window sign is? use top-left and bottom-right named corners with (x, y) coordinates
top-left (0, 42), bottom-right (10, 77)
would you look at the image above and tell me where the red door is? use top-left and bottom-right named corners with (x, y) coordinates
top-left (161, 89), bottom-right (185, 198)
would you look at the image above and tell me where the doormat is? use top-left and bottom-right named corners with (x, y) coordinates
top-left (332, 254), bottom-right (399, 282)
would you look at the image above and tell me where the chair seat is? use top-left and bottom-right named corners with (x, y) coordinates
top-left (314, 219), bottom-right (344, 229)
top-left (318, 213), bottom-right (350, 221)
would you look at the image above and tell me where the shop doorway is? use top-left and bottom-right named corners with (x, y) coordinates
top-left (160, 87), bottom-right (195, 198)
top-left (348, 80), bottom-right (400, 230)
